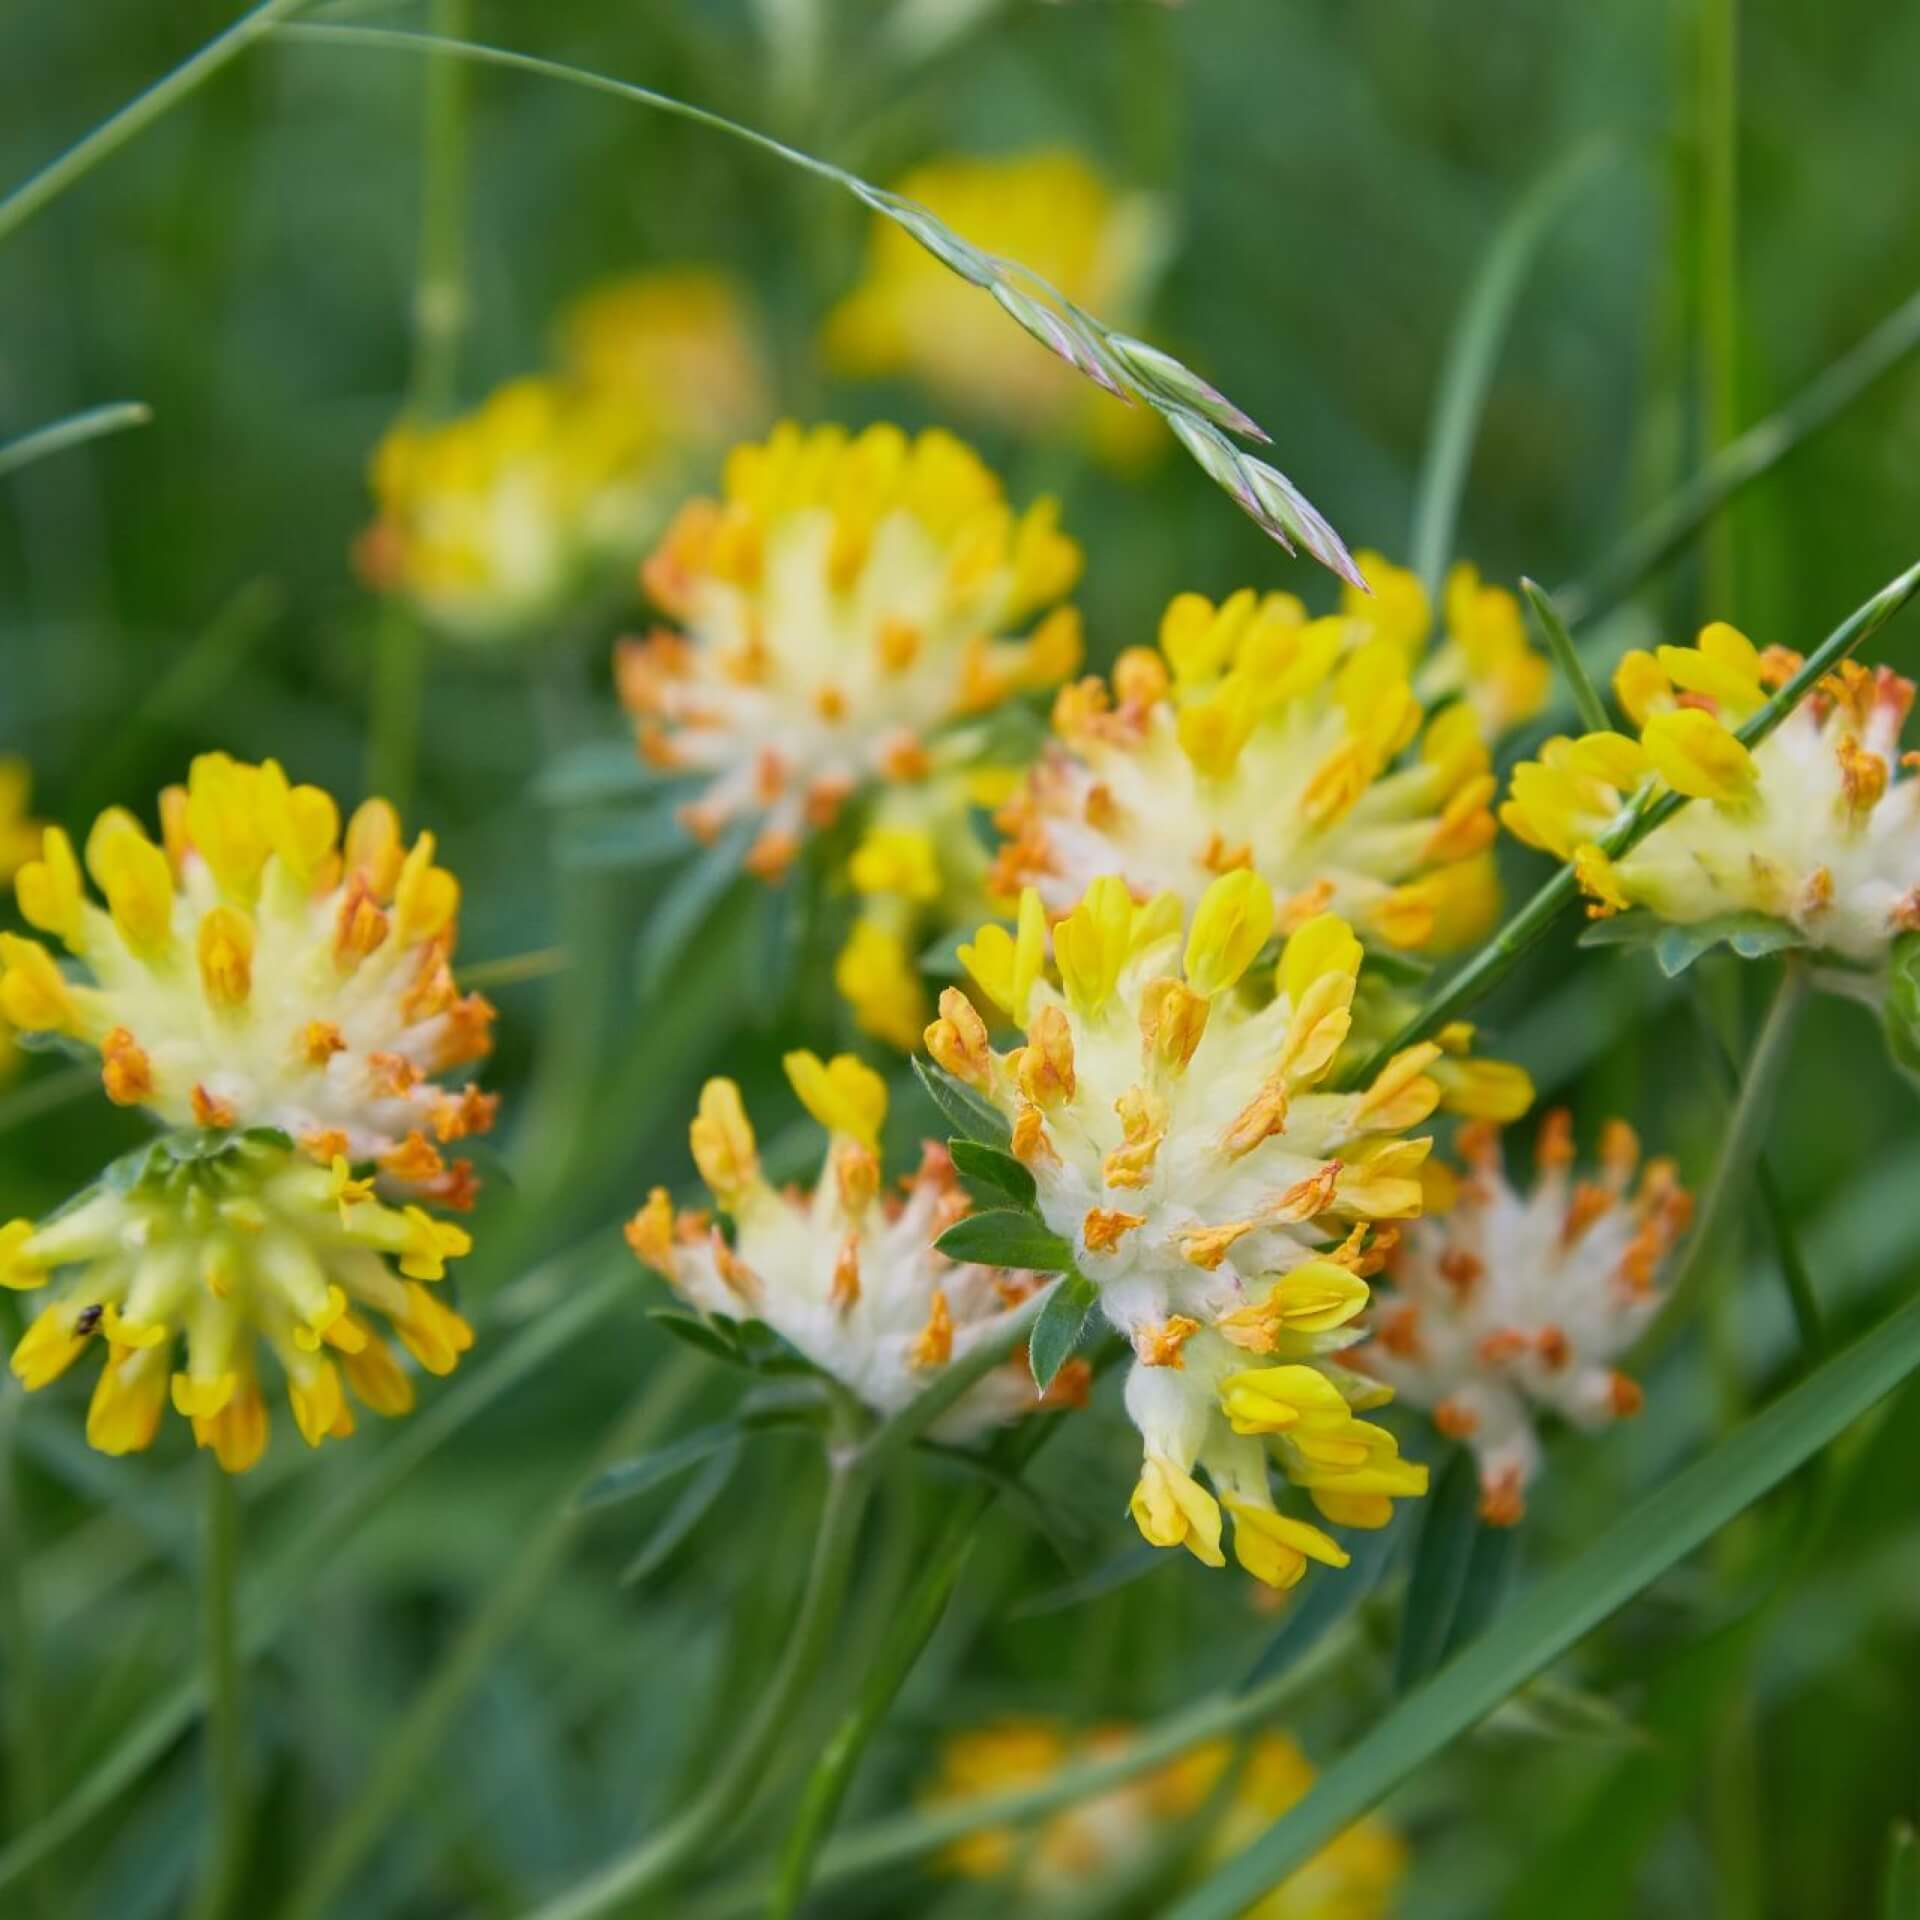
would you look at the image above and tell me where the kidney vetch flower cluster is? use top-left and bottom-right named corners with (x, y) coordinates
top-left (628, 1049), bottom-right (1086, 1437)
top-left (1, 754), bottom-right (494, 1468)
top-left (620, 421), bottom-right (1082, 880)
top-left (1361, 1111), bottom-right (1691, 1523)
top-left (926, 871), bottom-right (1435, 1587)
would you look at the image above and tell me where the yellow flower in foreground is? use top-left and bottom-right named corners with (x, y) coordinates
top-left (3, 753), bottom-right (496, 1206)
top-left (5, 1132), bottom-right (472, 1470)
top-left (558, 267), bottom-right (768, 450)
top-left (823, 148), bottom-right (1171, 461)
top-left (928, 874), bottom-right (1434, 1586)
top-left (994, 580), bottom-right (1504, 956)
top-left (1361, 1113), bottom-right (1689, 1524)
top-left (627, 1052), bottom-right (1087, 1438)
top-left (1503, 626), bottom-right (1920, 962)
top-left (622, 421), bottom-right (1082, 879)
top-left (931, 1718), bottom-right (1403, 1917)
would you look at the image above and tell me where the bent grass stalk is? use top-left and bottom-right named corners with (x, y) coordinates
top-left (0, 403), bottom-right (151, 480)
top-left (1346, 556), bottom-right (1920, 1084)
top-left (276, 20), bottom-right (1362, 584)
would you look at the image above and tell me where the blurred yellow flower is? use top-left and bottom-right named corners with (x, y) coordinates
top-left (2, 752), bottom-right (496, 1207)
top-left (928, 875), bottom-right (1432, 1587)
top-left (629, 1052), bottom-right (1087, 1435)
top-left (5, 1132), bottom-right (471, 1470)
top-left (1361, 1111), bottom-right (1689, 1525)
top-left (1503, 625), bottom-right (1920, 960)
top-left (995, 577), bottom-right (1509, 957)
top-left (360, 269), bottom-right (769, 641)
top-left (823, 149), bottom-right (1172, 463)
top-left (622, 420), bottom-right (1081, 879)
top-left (931, 1718), bottom-right (1403, 1917)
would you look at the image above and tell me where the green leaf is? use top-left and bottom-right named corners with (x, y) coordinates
top-left (910, 1055), bottom-right (1012, 1150)
top-left (576, 1422), bottom-right (744, 1512)
top-left (635, 820), bottom-right (753, 997)
top-left (1244, 1509), bottom-right (1409, 1687)
top-left (1578, 908), bottom-right (1808, 976)
top-left (534, 739), bottom-right (673, 807)
top-left (1485, 1676), bottom-right (1647, 1749)
top-left (558, 805), bottom-right (691, 872)
top-left (1028, 1271), bottom-right (1098, 1395)
top-left (1392, 1448), bottom-right (1486, 1695)
top-left (935, 1211), bottom-right (1074, 1273)
top-left (1165, 1288), bottom-right (1920, 1920)
top-left (1010, 1542), bottom-right (1164, 1620)
top-left (647, 1306), bottom-right (751, 1369)
top-left (619, 1443), bottom-right (742, 1587)
top-left (947, 1139), bottom-right (1037, 1211)
top-left (1883, 1821), bottom-right (1920, 1920)
top-left (1883, 933), bottom-right (1920, 1078)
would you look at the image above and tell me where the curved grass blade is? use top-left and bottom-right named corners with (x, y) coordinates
top-left (1410, 141), bottom-right (1609, 594)
top-left (1391, 1447), bottom-right (1483, 1694)
top-left (0, 403), bottom-right (151, 480)
top-left (277, 21), bottom-right (1360, 584)
top-left (1165, 1286), bottom-right (1920, 1919)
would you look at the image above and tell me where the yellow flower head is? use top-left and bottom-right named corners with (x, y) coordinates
top-left (358, 375), bottom-right (667, 640)
top-left (823, 149), bottom-right (1171, 461)
top-left (627, 1050), bottom-right (1087, 1437)
top-left (623, 421), bottom-right (1082, 879)
top-left (4, 754), bottom-right (496, 1206)
top-left (1362, 1112), bottom-right (1690, 1526)
top-left (1503, 625), bottom-right (1920, 960)
top-left (995, 578), bottom-right (1509, 956)
top-left (5, 1132), bottom-right (473, 1471)
top-left (930, 1718), bottom-right (1403, 1917)
top-left (930, 876), bottom-right (1435, 1586)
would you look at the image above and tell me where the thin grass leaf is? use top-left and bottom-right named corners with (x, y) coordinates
top-left (947, 1139), bottom-right (1037, 1211)
top-left (1521, 577), bottom-right (1610, 733)
top-left (635, 821), bottom-right (752, 997)
top-left (278, 21), bottom-right (1360, 583)
top-left (620, 1441), bottom-right (742, 1588)
top-left (934, 1211), bottom-right (1074, 1273)
top-left (575, 1423), bottom-right (744, 1513)
top-left (1164, 1286), bottom-right (1920, 1920)
top-left (1392, 1448), bottom-right (1484, 1694)
top-left (911, 1056), bottom-right (1013, 1150)
top-left (1009, 1542), bottom-right (1164, 1621)
top-left (1410, 142), bottom-right (1610, 593)
top-left (0, 402), bottom-right (151, 480)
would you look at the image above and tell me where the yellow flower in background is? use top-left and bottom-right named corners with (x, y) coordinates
top-left (1503, 625), bottom-right (1920, 961)
top-left (628, 1051), bottom-right (1088, 1437)
top-left (359, 268), bottom-right (770, 642)
top-left (931, 1719), bottom-right (1403, 1917)
top-left (823, 148), bottom-right (1172, 463)
top-left (927, 875), bottom-right (1433, 1587)
top-left (1361, 1113), bottom-right (1689, 1525)
top-left (622, 421), bottom-right (1082, 880)
top-left (5, 1132), bottom-right (471, 1470)
top-left (994, 579), bottom-right (1509, 956)
top-left (558, 267), bottom-right (768, 449)
top-left (0, 757), bottom-right (44, 880)
top-left (2, 753), bottom-right (497, 1206)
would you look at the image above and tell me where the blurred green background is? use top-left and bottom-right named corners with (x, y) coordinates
top-left (5, 1), bottom-right (1920, 1915)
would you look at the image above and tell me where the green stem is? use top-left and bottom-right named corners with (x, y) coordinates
top-left (529, 1448), bottom-right (874, 1920)
top-left (0, 404), bottom-right (151, 480)
top-left (455, 946), bottom-right (570, 991)
top-left (278, 1359), bottom-right (704, 1920)
top-left (1697, 0), bottom-right (1741, 614)
top-left (188, 1461), bottom-right (245, 1920)
top-left (683, 1618), bottom-right (1362, 1920)
top-left (1556, 287), bottom-right (1920, 631)
top-left (1638, 956), bottom-right (1808, 1362)
top-left (1521, 577), bottom-right (1610, 732)
top-left (0, 1394), bottom-right (54, 1920)
top-left (1409, 142), bottom-right (1609, 596)
top-left (1344, 558), bottom-right (1920, 1084)
top-left (0, 1), bottom-right (308, 246)
top-left (859, 1293), bottom-right (1045, 1469)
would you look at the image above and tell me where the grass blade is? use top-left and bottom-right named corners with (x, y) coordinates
top-left (1410, 141), bottom-right (1609, 594)
top-left (0, 403), bottom-right (151, 480)
top-left (1521, 577), bottom-right (1610, 732)
top-left (1165, 1286), bottom-right (1920, 1919)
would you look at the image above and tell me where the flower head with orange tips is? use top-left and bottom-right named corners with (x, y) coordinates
top-left (622, 421), bottom-right (1082, 880)
top-left (1504, 622), bottom-right (1920, 963)
top-left (930, 1718), bottom-right (1403, 1918)
top-left (926, 872), bottom-right (1435, 1588)
top-left (1360, 1111), bottom-right (1690, 1525)
top-left (993, 579), bottom-right (1507, 961)
top-left (0, 754), bottom-right (492, 1469)
top-left (629, 1050), bottom-right (1085, 1439)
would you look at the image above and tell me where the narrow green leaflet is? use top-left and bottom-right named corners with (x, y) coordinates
top-left (620, 1445), bottom-right (743, 1588)
top-left (1243, 1509), bottom-right (1407, 1687)
top-left (935, 1211), bottom-right (1074, 1273)
top-left (1027, 1271), bottom-right (1098, 1395)
top-left (1579, 908), bottom-right (1809, 977)
top-left (1392, 1448), bottom-right (1485, 1695)
top-left (534, 739), bottom-right (671, 807)
top-left (1010, 1542), bottom-right (1164, 1621)
top-left (647, 1307), bottom-right (751, 1369)
top-left (558, 805), bottom-right (693, 872)
top-left (911, 1055), bottom-right (1012, 1150)
top-left (947, 1139), bottom-right (1037, 1211)
top-left (1882, 933), bottom-right (1920, 1078)
top-left (576, 1423), bottom-right (743, 1512)
top-left (635, 820), bottom-right (753, 996)
top-left (1167, 1288), bottom-right (1920, 1919)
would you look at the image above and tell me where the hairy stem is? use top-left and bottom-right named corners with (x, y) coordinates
top-left (187, 1461), bottom-right (245, 1920)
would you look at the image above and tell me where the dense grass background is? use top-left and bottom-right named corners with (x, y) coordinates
top-left (5, 1), bottom-right (1920, 1914)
